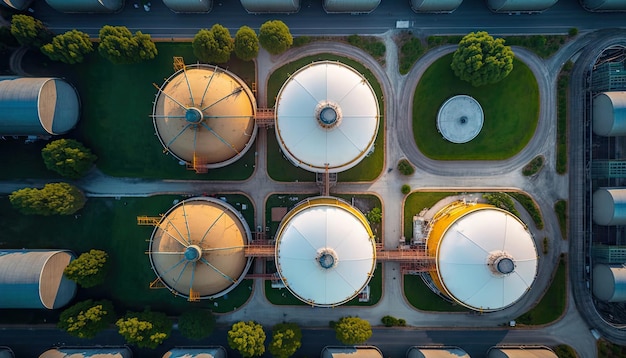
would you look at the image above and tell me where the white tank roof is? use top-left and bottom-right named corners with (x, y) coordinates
top-left (436, 95), bottom-right (484, 143)
top-left (275, 197), bottom-right (376, 307)
top-left (488, 348), bottom-right (557, 358)
top-left (323, 0), bottom-right (380, 13)
top-left (321, 346), bottom-right (382, 358)
top-left (582, 0), bottom-right (626, 10)
top-left (39, 347), bottom-right (132, 358)
top-left (593, 264), bottom-right (626, 302)
top-left (436, 208), bottom-right (538, 311)
top-left (593, 188), bottom-right (626, 226)
top-left (275, 61), bottom-right (379, 173)
top-left (162, 347), bottom-right (226, 358)
top-left (593, 92), bottom-right (626, 136)
top-left (240, 0), bottom-right (299, 12)
top-left (406, 347), bottom-right (470, 358)
top-left (410, 0), bottom-right (463, 12)
top-left (162, 0), bottom-right (212, 12)
top-left (486, 0), bottom-right (558, 12)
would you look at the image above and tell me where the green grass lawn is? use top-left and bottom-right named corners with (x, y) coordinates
top-left (20, 43), bottom-right (256, 180)
top-left (0, 138), bottom-right (62, 180)
top-left (555, 200), bottom-right (568, 240)
top-left (403, 274), bottom-right (469, 312)
top-left (0, 194), bottom-right (254, 317)
top-left (412, 54), bottom-right (538, 160)
top-left (515, 256), bottom-right (567, 325)
top-left (403, 191), bottom-right (454, 239)
top-left (266, 53), bottom-right (385, 182)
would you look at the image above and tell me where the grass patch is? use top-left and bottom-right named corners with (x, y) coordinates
top-left (0, 138), bottom-right (62, 180)
top-left (266, 53), bottom-right (384, 182)
top-left (346, 35), bottom-right (386, 64)
top-left (515, 256), bottom-right (566, 325)
top-left (502, 35), bottom-right (570, 58)
top-left (398, 32), bottom-right (424, 75)
top-left (412, 53), bottom-right (538, 160)
top-left (522, 155), bottom-right (544, 176)
top-left (0, 194), bottom-right (253, 318)
top-left (403, 191), bottom-right (454, 239)
top-left (557, 61), bottom-right (573, 174)
top-left (553, 345), bottom-right (577, 358)
top-left (597, 339), bottom-right (626, 358)
top-left (403, 274), bottom-right (469, 312)
top-left (555, 200), bottom-right (568, 240)
top-left (509, 192), bottom-right (544, 230)
top-left (22, 43), bottom-right (256, 180)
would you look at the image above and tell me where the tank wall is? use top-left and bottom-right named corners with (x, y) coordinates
top-left (239, 0), bottom-right (299, 12)
top-left (45, 0), bottom-right (124, 13)
top-left (0, 77), bottom-right (46, 136)
top-left (0, 0), bottom-right (33, 10)
top-left (593, 92), bottom-right (626, 136)
top-left (593, 264), bottom-right (626, 302)
top-left (593, 188), bottom-right (626, 226)
top-left (486, 0), bottom-right (558, 12)
top-left (583, 0), bottom-right (626, 10)
top-left (162, 0), bottom-right (212, 12)
top-left (323, 0), bottom-right (380, 13)
top-left (410, 0), bottom-right (463, 12)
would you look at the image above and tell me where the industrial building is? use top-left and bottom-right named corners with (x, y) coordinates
top-left (593, 62), bottom-right (626, 92)
top-left (274, 197), bottom-right (376, 307)
top-left (39, 347), bottom-right (133, 358)
top-left (487, 347), bottom-right (558, 358)
top-left (593, 92), bottom-right (626, 136)
top-left (410, 0), bottom-right (463, 12)
top-left (0, 0), bottom-right (32, 10)
top-left (485, 0), bottom-right (557, 12)
top-left (162, 0), bottom-right (212, 12)
top-left (0, 77), bottom-right (80, 136)
top-left (162, 347), bottom-right (226, 358)
top-left (425, 201), bottom-right (538, 311)
top-left (592, 188), bottom-right (626, 225)
top-left (322, 0), bottom-right (380, 13)
top-left (152, 64), bottom-right (257, 172)
top-left (44, 0), bottom-right (123, 12)
top-left (582, 0), bottom-right (626, 11)
top-left (406, 346), bottom-right (470, 358)
top-left (275, 61), bottom-right (379, 173)
top-left (148, 197), bottom-right (252, 300)
top-left (0, 250), bottom-right (76, 309)
top-left (593, 264), bottom-right (626, 302)
top-left (239, 0), bottom-right (299, 13)
top-left (321, 346), bottom-right (383, 358)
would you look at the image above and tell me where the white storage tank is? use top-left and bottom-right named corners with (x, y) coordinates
top-left (582, 0), bottom-right (626, 11)
top-left (321, 346), bottom-right (383, 358)
top-left (162, 347), bottom-right (226, 358)
top-left (162, 0), bottom-right (212, 12)
top-left (486, 0), bottom-right (557, 12)
top-left (593, 188), bottom-right (626, 226)
top-left (406, 346), bottom-right (470, 358)
top-left (239, 0), bottom-right (299, 13)
top-left (0, 0), bottom-right (33, 10)
top-left (410, 0), bottom-right (463, 12)
top-left (323, 0), bottom-right (380, 13)
top-left (45, 0), bottom-right (124, 12)
top-left (593, 92), bottom-right (626, 136)
top-left (0, 347), bottom-right (14, 358)
top-left (593, 264), bottom-right (626, 302)
top-left (39, 347), bottom-right (133, 358)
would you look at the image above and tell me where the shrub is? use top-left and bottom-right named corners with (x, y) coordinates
top-left (568, 28), bottom-right (578, 36)
top-left (401, 184), bottom-right (411, 195)
top-left (397, 159), bottom-right (415, 175)
top-left (522, 155), bottom-right (544, 176)
top-left (179, 309), bottom-right (215, 340)
top-left (293, 36), bottom-right (312, 47)
top-left (64, 249), bottom-right (109, 288)
top-left (509, 192), bottom-right (544, 229)
top-left (483, 193), bottom-right (520, 217)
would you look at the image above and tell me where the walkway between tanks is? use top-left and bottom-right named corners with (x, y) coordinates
top-left (0, 31), bottom-right (601, 358)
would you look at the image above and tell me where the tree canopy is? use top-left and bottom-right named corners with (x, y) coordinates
top-left (259, 20), bottom-right (293, 55)
top-left (58, 299), bottom-right (115, 339)
top-left (269, 322), bottom-right (302, 358)
top-left (451, 31), bottom-right (514, 87)
top-left (234, 26), bottom-right (259, 61)
top-left (192, 24), bottom-right (234, 64)
top-left (9, 183), bottom-right (85, 216)
top-left (98, 25), bottom-right (157, 65)
top-left (41, 139), bottom-right (97, 179)
top-left (41, 30), bottom-right (94, 64)
top-left (64, 249), bottom-right (109, 288)
top-left (116, 310), bottom-right (172, 349)
top-left (10, 14), bottom-right (52, 48)
top-left (366, 207), bottom-right (382, 224)
top-left (334, 316), bottom-right (372, 345)
top-left (228, 321), bottom-right (266, 357)
top-left (178, 309), bottom-right (215, 340)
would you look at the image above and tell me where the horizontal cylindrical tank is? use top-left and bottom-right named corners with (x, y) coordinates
top-left (582, 0), bottom-right (626, 11)
top-left (239, 0), bottom-right (299, 13)
top-left (593, 92), bottom-right (626, 136)
top-left (0, 77), bottom-right (80, 136)
top-left (162, 0), bottom-right (212, 12)
top-left (410, 0), bottom-right (463, 12)
top-left (0, 0), bottom-right (33, 10)
top-left (39, 347), bottom-right (133, 358)
top-left (323, 0), bottom-right (380, 13)
top-left (488, 347), bottom-right (558, 358)
top-left (593, 188), bottom-right (626, 226)
top-left (162, 347), bottom-right (227, 358)
top-left (406, 346), bottom-right (470, 358)
top-left (487, 0), bottom-right (557, 12)
top-left (0, 347), bottom-right (14, 358)
top-left (321, 346), bottom-right (382, 358)
top-left (593, 264), bottom-right (626, 302)
top-left (0, 250), bottom-right (76, 309)
top-left (45, 0), bottom-right (123, 12)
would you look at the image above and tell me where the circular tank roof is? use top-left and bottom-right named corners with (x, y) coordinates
top-left (435, 207), bottom-right (537, 311)
top-left (275, 197), bottom-right (376, 306)
top-left (149, 197), bottom-right (252, 299)
top-left (436, 95), bottom-right (484, 143)
top-left (153, 64), bottom-right (257, 169)
top-left (275, 61), bottom-right (379, 173)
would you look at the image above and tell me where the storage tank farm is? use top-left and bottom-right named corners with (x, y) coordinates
top-left (152, 63), bottom-right (257, 173)
top-left (425, 201), bottom-right (538, 311)
top-left (148, 197), bottom-right (252, 300)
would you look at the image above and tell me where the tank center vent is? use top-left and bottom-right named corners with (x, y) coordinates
top-left (184, 245), bottom-right (202, 262)
top-left (316, 101), bottom-right (342, 129)
top-left (487, 251), bottom-right (515, 276)
top-left (185, 107), bottom-right (204, 124)
top-left (316, 248), bottom-right (338, 270)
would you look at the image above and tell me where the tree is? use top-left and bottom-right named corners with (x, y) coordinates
top-left (401, 184), bottom-right (411, 195)
top-left (268, 323), bottom-right (302, 358)
top-left (366, 207), bottom-right (382, 224)
top-left (259, 20), bottom-right (293, 55)
top-left (334, 316), bottom-right (372, 345)
top-left (192, 25), bottom-right (233, 64)
top-left (116, 310), bottom-right (172, 349)
top-left (450, 31), bottom-right (514, 87)
top-left (234, 26), bottom-right (258, 61)
top-left (9, 183), bottom-right (85, 216)
top-left (228, 321), bottom-right (266, 357)
top-left (64, 249), bottom-right (109, 288)
top-left (178, 309), bottom-right (215, 340)
top-left (58, 299), bottom-right (115, 339)
top-left (10, 14), bottom-right (52, 48)
top-left (98, 25), bottom-right (157, 65)
top-left (397, 159), bottom-right (415, 175)
top-left (41, 139), bottom-right (97, 179)
top-left (41, 30), bottom-right (94, 64)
